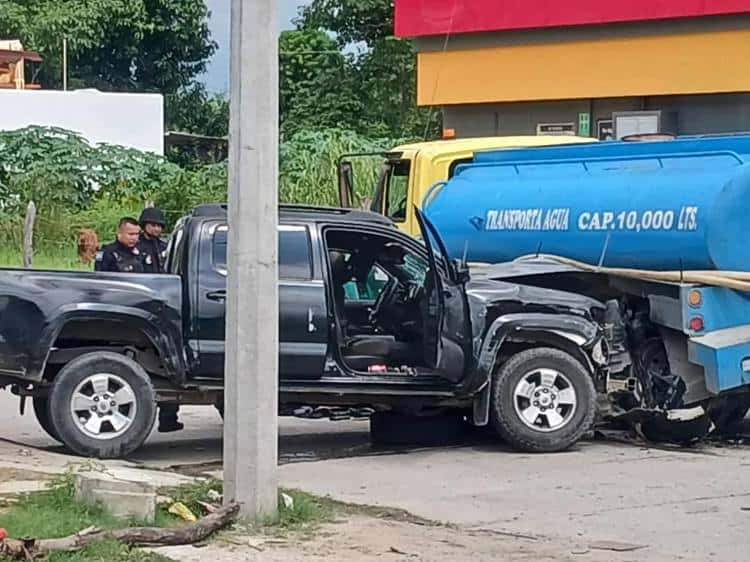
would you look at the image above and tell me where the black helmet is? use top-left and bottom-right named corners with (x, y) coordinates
top-left (139, 207), bottom-right (166, 227)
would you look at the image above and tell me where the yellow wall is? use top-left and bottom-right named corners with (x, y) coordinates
top-left (417, 28), bottom-right (750, 106)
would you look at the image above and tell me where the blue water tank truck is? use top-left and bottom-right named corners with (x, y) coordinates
top-left (424, 134), bottom-right (750, 436)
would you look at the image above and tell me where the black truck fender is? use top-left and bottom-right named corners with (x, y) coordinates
top-left (466, 312), bottom-right (601, 426)
top-left (33, 304), bottom-right (187, 385)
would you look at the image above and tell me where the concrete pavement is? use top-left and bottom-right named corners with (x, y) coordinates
top-left (2, 390), bottom-right (749, 560)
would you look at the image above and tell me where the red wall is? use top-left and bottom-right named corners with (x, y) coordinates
top-left (395, 0), bottom-right (750, 37)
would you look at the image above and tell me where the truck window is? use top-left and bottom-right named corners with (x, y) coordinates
top-left (212, 224), bottom-right (313, 280)
top-left (166, 224), bottom-right (185, 274)
top-left (344, 264), bottom-right (389, 302)
top-left (385, 160), bottom-right (411, 222)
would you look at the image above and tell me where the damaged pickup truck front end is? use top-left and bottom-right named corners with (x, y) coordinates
top-left (461, 275), bottom-right (608, 427)
top-left (477, 257), bottom-right (750, 442)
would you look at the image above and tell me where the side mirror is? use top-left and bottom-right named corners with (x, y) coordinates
top-left (337, 160), bottom-right (355, 208)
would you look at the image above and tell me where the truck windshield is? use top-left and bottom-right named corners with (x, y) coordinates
top-left (372, 160), bottom-right (411, 222)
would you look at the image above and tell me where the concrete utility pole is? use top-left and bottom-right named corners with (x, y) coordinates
top-left (223, 0), bottom-right (279, 518)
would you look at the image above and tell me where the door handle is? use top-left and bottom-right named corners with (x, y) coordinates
top-left (308, 308), bottom-right (317, 333)
top-left (207, 290), bottom-right (226, 302)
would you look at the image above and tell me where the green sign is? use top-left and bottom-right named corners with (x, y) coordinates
top-left (578, 112), bottom-right (591, 137)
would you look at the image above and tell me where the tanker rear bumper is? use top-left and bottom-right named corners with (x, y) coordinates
top-left (689, 326), bottom-right (750, 394)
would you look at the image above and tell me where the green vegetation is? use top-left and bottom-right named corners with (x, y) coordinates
top-left (0, 0), bottom-right (428, 269)
top-left (0, 476), bottom-right (335, 562)
top-left (0, 0), bottom-right (215, 93)
top-left (1, 0), bottom-right (434, 150)
top-left (0, 126), bottom-right (406, 269)
top-left (0, 474), bottom-right (171, 562)
top-left (162, 479), bottom-right (333, 533)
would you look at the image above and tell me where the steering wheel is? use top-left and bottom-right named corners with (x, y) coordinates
top-left (368, 278), bottom-right (400, 327)
top-left (391, 196), bottom-right (408, 220)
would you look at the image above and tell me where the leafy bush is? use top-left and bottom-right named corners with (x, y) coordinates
top-left (0, 126), bottom-right (411, 256)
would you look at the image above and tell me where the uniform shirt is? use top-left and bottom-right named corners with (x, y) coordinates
top-left (94, 240), bottom-right (145, 273)
top-left (138, 234), bottom-right (168, 274)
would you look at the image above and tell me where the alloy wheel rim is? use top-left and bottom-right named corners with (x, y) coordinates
top-left (512, 368), bottom-right (577, 432)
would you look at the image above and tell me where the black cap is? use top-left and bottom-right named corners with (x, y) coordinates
top-left (139, 207), bottom-right (166, 227)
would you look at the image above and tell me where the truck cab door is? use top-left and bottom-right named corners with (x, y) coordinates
top-left (414, 209), bottom-right (470, 382)
top-left (193, 222), bottom-right (328, 381)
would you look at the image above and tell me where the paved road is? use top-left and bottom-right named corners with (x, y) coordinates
top-left (2, 390), bottom-right (749, 561)
top-left (0, 391), bottom-right (373, 468)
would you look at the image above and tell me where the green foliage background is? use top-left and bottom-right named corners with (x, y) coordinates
top-left (0, 0), bottom-right (431, 266)
top-left (0, 127), bottom-right (407, 256)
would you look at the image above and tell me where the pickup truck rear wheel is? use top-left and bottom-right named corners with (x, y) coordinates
top-left (48, 352), bottom-right (157, 459)
top-left (32, 397), bottom-right (61, 443)
top-left (490, 348), bottom-right (596, 453)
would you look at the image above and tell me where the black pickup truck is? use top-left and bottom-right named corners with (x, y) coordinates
top-left (0, 204), bottom-right (608, 458)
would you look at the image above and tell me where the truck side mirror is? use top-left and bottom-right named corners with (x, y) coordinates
top-left (338, 161), bottom-right (355, 208)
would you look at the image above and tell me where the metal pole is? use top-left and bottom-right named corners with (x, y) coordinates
top-left (223, 0), bottom-right (279, 518)
top-left (62, 38), bottom-right (67, 91)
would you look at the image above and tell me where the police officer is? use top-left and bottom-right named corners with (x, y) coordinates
top-left (138, 207), bottom-right (168, 273)
top-left (137, 207), bottom-right (183, 433)
top-left (94, 217), bottom-right (145, 273)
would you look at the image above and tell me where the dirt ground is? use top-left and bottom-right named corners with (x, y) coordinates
top-left (155, 514), bottom-right (657, 562)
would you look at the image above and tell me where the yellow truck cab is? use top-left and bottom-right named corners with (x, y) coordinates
top-left (339, 136), bottom-right (595, 237)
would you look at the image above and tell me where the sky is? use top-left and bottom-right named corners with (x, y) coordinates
top-left (202, 0), bottom-right (309, 93)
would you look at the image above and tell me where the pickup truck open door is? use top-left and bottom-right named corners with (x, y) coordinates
top-left (414, 208), bottom-right (470, 382)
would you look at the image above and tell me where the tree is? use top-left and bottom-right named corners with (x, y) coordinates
top-left (297, 0), bottom-right (440, 139)
top-left (165, 85), bottom-right (229, 138)
top-left (297, 0), bottom-right (394, 47)
top-left (0, 0), bottom-right (216, 93)
top-left (279, 29), bottom-right (362, 136)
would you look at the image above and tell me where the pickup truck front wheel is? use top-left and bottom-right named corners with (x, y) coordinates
top-left (48, 352), bottom-right (157, 458)
top-left (491, 348), bottom-right (596, 453)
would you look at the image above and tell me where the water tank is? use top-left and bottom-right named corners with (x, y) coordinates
top-left (424, 135), bottom-right (750, 271)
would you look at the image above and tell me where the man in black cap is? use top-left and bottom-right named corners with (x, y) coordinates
top-left (137, 207), bottom-right (183, 433)
top-left (95, 217), bottom-right (145, 273)
top-left (138, 207), bottom-right (168, 274)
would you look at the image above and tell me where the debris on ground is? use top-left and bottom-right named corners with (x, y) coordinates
top-left (281, 492), bottom-right (294, 510)
top-left (169, 502), bottom-right (198, 522)
top-left (0, 503), bottom-right (239, 560)
top-left (588, 539), bottom-right (648, 552)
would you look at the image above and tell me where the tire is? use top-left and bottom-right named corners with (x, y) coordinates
top-left (369, 411), bottom-right (467, 446)
top-left (490, 347), bottom-right (596, 453)
top-left (48, 352), bottom-right (157, 459)
top-left (32, 397), bottom-right (61, 443)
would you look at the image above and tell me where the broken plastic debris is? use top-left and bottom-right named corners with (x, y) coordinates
top-left (0, 528), bottom-right (7, 542)
top-left (168, 502), bottom-right (198, 522)
top-left (281, 492), bottom-right (294, 510)
top-left (666, 405), bottom-right (705, 422)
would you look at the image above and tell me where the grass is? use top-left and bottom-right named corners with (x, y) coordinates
top-left (162, 479), bottom-right (333, 534)
top-left (0, 247), bottom-right (86, 271)
top-left (0, 474), bottom-right (171, 562)
top-left (0, 476), bottom-right (335, 562)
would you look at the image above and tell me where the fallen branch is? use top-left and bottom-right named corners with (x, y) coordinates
top-left (0, 502), bottom-right (240, 560)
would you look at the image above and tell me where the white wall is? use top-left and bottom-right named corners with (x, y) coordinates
top-left (0, 89), bottom-right (164, 155)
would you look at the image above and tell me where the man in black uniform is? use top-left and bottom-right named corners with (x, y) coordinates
top-left (137, 207), bottom-right (184, 433)
top-left (138, 207), bottom-right (168, 274)
top-left (94, 217), bottom-right (144, 273)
